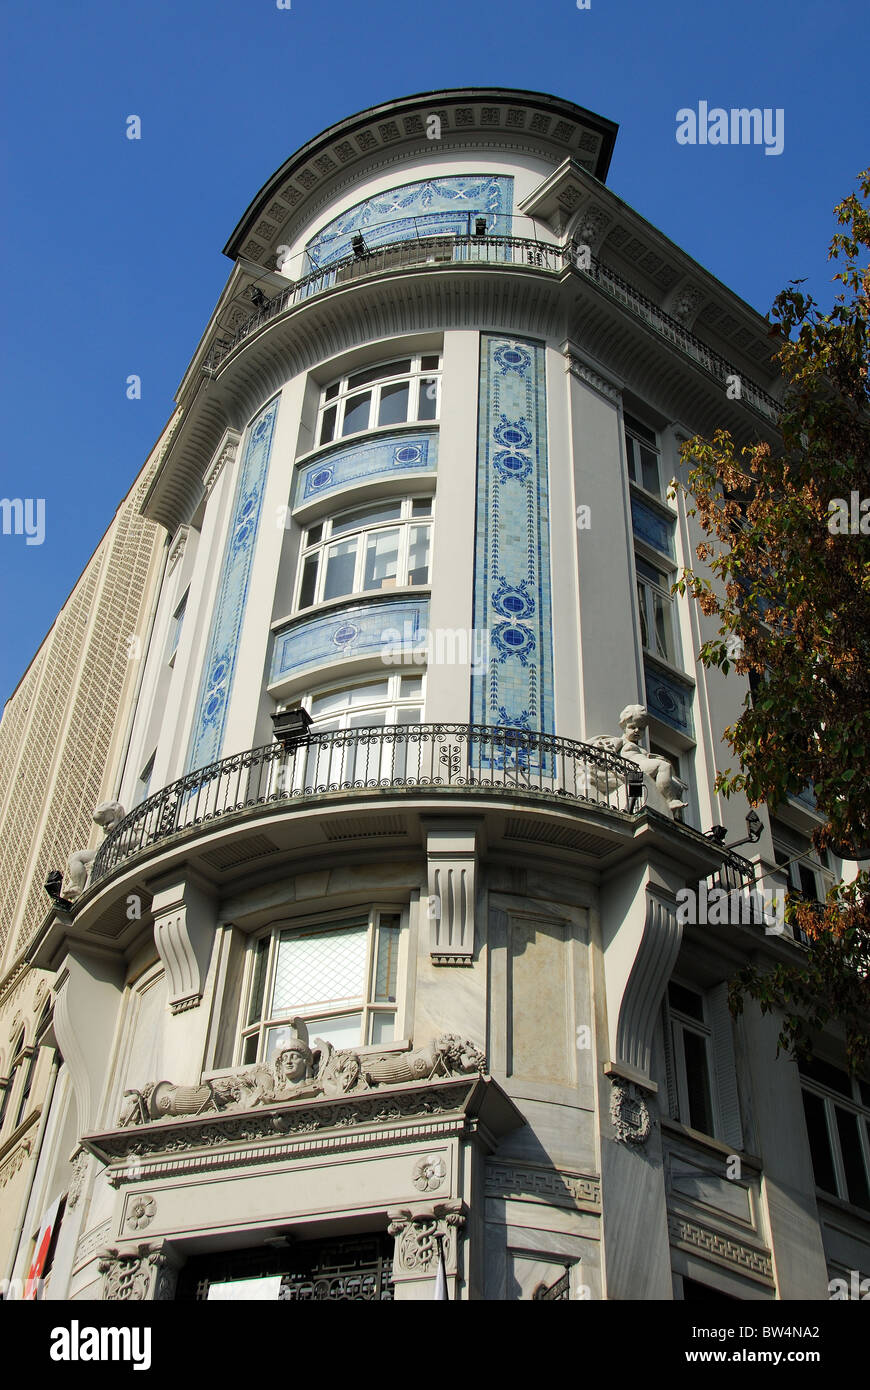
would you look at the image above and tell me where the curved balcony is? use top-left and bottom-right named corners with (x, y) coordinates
top-left (202, 233), bottom-right (779, 423)
top-left (92, 723), bottom-right (650, 885)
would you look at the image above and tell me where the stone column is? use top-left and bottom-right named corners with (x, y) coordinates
top-left (387, 1201), bottom-right (466, 1300)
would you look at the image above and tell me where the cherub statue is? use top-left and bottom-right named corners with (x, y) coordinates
top-left (63, 801), bottom-right (127, 900)
top-left (607, 705), bottom-right (687, 812)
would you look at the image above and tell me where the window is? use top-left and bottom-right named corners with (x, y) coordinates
top-left (134, 753), bottom-right (156, 807)
top-left (317, 354), bottom-right (441, 446)
top-left (666, 983), bottom-right (714, 1136)
top-left (771, 819), bottom-right (832, 945)
top-left (624, 414), bottom-right (662, 496)
top-left (167, 589), bottom-right (188, 664)
top-left (239, 908), bottom-right (404, 1060)
top-left (280, 673), bottom-right (424, 790)
top-left (636, 555), bottom-right (679, 665)
top-left (0, 1031), bottom-right (25, 1135)
top-left (650, 740), bottom-right (691, 810)
top-left (14, 1041), bottom-right (36, 1130)
top-left (799, 1057), bottom-right (870, 1212)
top-left (295, 497), bottom-right (433, 611)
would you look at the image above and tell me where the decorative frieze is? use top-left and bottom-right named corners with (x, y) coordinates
top-left (203, 432), bottom-right (241, 496)
top-left (485, 1162), bottom-right (601, 1210)
top-left (73, 1219), bottom-right (112, 1269)
top-left (166, 526), bottom-right (189, 575)
top-left (0, 1136), bottom-right (32, 1187)
top-left (668, 1214), bottom-right (774, 1283)
top-left (565, 351), bottom-right (622, 404)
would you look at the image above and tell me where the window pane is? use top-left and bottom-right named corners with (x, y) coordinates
top-left (324, 381), bottom-right (340, 401)
top-left (242, 1034), bottom-right (259, 1064)
top-left (636, 581), bottom-right (650, 650)
top-left (836, 1107), bottom-right (870, 1210)
top-left (682, 1029), bottom-right (713, 1134)
top-left (635, 556), bottom-right (668, 586)
top-left (302, 1013), bottom-right (363, 1050)
top-left (247, 937), bottom-right (269, 1025)
top-left (323, 539), bottom-right (357, 600)
top-left (331, 501), bottom-right (402, 535)
top-left (347, 680), bottom-right (389, 706)
top-left (306, 523), bottom-right (324, 546)
top-left (801, 1090), bottom-right (838, 1193)
top-left (407, 525), bottom-right (430, 585)
top-left (798, 1057), bottom-right (853, 1096)
top-left (797, 863), bottom-right (819, 900)
top-left (669, 983), bottom-right (704, 1020)
top-left (625, 414), bottom-right (657, 445)
top-left (298, 555), bottom-right (318, 609)
top-left (319, 405), bottom-right (337, 445)
top-left (399, 674), bottom-right (423, 698)
top-left (421, 354), bottom-right (440, 371)
top-left (369, 1013), bottom-right (396, 1045)
top-left (341, 391), bottom-right (372, 436)
top-left (418, 378), bottom-right (438, 420)
top-left (271, 925), bottom-right (368, 1015)
top-left (639, 445), bottom-right (660, 494)
top-left (348, 359), bottom-right (411, 391)
top-left (310, 689), bottom-right (351, 717)
top-left (363, 529), bottom-right (399, 591)
top-left (625, 435), bottom-right (638, 484)
top-left (652, 591), bottom-right (673, 662)
top-left (411, 498), bottom-right (432, 516)
top-left (378, 381), bottom-right (410, 427)
top-left (375, 917), bottom-right (401, 1002)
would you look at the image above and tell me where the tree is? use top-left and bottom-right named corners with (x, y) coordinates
top-left (672, 169), bottom-right (870, 1069)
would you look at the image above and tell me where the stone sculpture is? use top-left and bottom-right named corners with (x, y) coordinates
top-left (609, 705), bottom-right (687, 811)
top-left (119, 1028), bottom-right (486, 1127)
top-left (63, 801), bottom-right (127, 901)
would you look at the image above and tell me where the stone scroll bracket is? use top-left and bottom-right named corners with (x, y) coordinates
top-left (601, 865), bottom-right (683, 1093)
top-left (423, 820), bottom-right (483, 966)
top-left (148, 872), bottom-right (217, 1015)
top-left (387, 1200), bottom-right (466, 1299)
top-left (98, 1241), bottom-right (183, 1302)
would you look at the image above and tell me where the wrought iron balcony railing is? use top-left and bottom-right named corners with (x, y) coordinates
top-left (202, 233), bottom-right (779, 422)
top-left (90, 723), bottom-right (650, 885)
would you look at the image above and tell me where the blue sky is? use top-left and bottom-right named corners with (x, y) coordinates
top-left (0, 0), bottom-right (867, 704)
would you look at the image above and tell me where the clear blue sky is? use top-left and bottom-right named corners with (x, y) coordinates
top-left (1, 0), bottom-right (867, 705)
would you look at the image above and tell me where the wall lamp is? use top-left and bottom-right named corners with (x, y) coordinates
top-left (706, 809), bottom-right (763, 850)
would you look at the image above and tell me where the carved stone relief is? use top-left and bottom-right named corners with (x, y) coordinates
top-left (610, 1078), bottom-right (653, 1145)
top-left (98, 1243), bottom-right (180, 1301)
top-left (388, 1200), bottom-right (465, 1273)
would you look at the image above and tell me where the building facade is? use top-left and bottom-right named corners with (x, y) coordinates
top-left (4, 88), bottom-right (869, 1301)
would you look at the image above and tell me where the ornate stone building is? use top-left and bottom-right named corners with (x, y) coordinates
top-left (4, 88), bottom-right (868, 1301)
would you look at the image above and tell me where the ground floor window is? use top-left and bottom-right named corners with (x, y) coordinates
top-left (175, 1234), bottom-right (395, 1301)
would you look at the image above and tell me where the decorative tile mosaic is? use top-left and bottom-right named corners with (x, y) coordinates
top-left (644, 659), bottom-right (694, 735)
top-left (472, 336), bottom-right (555, 772)
top-left (271, 597), bottom-right (429, 684)
top-left (186, 397), bottom-right (279, 771)
top-left (304, 175), bottom-right (513, 270)
top-left (295, 431), bottom-right (438, 507)
top-left (631, 495), bottom-right (676, 558)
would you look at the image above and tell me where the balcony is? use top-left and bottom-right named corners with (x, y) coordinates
top-left (202, 233), bottom-right (779, 424)
top-left (91, 723), bottom-right (652, 885)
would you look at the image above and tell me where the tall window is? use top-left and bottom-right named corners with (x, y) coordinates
top-left (317, 354), bottom-right (441, 447)
top-left (636, 555), bottom-right (679, 665)
top-left (167, 589), bottom-right (188, 664)
top-left (240, 908), bottom-right (404, 1060)
top-left (279, 673), bottom-right (424, 791)
top-left (134, 752), bottom-right (156, 806)
top-left (799, 1057), bottom-right (870, 1212)
top-left (295, 497), bottom-right (433, 611)
top-left (624, 413), bottom-right (662, 497)
top-left (771, 819), bottom-right (832, 945)
top-left (665, 982), bottom-right (714, 1136)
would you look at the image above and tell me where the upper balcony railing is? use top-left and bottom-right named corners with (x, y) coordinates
top-left (88, 723), bottom-right (754, 891)
top-left (203, 233), bottom-right (780, 423)
top-left (91, 723), bottom-right (648, 884)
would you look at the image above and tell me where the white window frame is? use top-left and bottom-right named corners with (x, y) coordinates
top-left (294, 496), bottom-right (433, 612)
top-left (800, 1060), bottom-right (870, 1212)
top-left (167, 588), bottom-right (189, 665)
top-left (134, 751), bottom-right (156, 806)
top-left (664, 981), bottom-right (717, 1138)
top-left (317, 353), bottom-right (442, 446)
top-left (237, 905), bottom-right (408, 1063)
top-left (624, 413), bottom-right (663, 498)
top-left (636, 553), bottom-right (680, 666)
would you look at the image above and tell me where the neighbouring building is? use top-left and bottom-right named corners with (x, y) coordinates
top-left (2, 88), bottom-right (868, 1302)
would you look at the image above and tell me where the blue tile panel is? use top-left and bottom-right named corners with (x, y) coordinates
top-left (644, 659), bottom-right (695, 736)
top-left (471, 336), bottom-right (555, 773)
top-left (185, 398), bottom-right (280, 771)
top-left (295, 432), bottom-right (438, 507)
top-left (631, 495), bottom-right (676, 558)
top-left (305, 175), bottom-right (514, 269)
top-left (272, 597), bottom-right (430, 684)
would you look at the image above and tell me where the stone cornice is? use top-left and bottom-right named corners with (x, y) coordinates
top-left (82, 1075), bottom-right (524, 1181)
